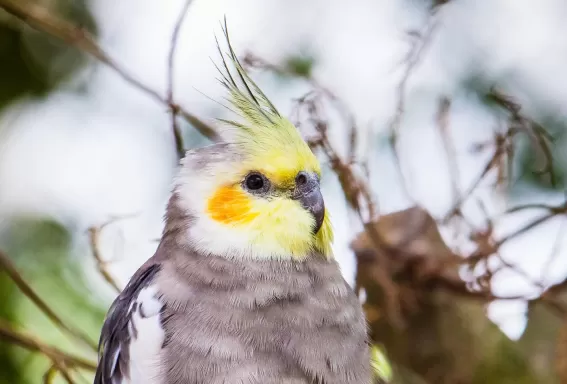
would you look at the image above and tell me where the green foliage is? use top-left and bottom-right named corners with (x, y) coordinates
top-left (0, 277), bottom-right (19, 384)
top-left (371, 344), bottom-right (394, 382)
top-left (515, 124), bottom-right (565, 191)
top-left (463, 75), bottom-right (567, 193)
top-left (284, 55), bottom-right (314, 78)
top-left (473, 338), bottom-right (538, 384)
top-left (0, 0), bottom-right (96, 111)
top-left (0, 218), bottom-right (105, 384)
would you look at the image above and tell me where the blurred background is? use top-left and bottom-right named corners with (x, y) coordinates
top-left (1, 0), bottom-right (567, 382)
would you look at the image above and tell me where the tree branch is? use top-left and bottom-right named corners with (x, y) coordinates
top-left (0, 319), bottom-right (97, 380)
top-left (87, 227), bottom-right (122, 293)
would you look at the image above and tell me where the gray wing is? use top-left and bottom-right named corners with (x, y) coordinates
top-left (94, 263), bottom-right (164, 384)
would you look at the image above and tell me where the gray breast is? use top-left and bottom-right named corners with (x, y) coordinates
top-left (155, 244), bottom-right (371, 384)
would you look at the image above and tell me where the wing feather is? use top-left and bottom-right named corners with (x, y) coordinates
top-left (94, 264), bottom-right (164, 384)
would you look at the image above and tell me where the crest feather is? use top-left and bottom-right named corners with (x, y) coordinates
top-left (215, 20), bottom-right (281, 129)
top-left (213, 20), bottom-right (322, 177)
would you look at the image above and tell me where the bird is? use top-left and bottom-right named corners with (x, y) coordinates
top-left (94, 23), bottom-right (372, 384)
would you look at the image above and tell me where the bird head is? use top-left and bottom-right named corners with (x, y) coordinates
top-left (171, 25), bottom-right (333, 261)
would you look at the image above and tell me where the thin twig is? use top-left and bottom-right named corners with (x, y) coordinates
top-left (0, 0), bottom-right (220, 142)
top-left (0, 250), bottom-right (98, 351)
top-left (443, 127), bottom-right (520, 221)
top-left (167, 0), bottom-right (195, 159)
top-left (538, 200), bottom-right (567, 287)
top-left (0, 319), bottom-right (97, 374)
top-left (88, 227), bottom-right (122, 293)
top-left (497, 209), bottom-right (567, 247)
top-left (87, 214), bottom-right (140, 293)
top-left (388, 17), bottom-right (438, 203)
top-left (487, 89), bottom-right (556, 187)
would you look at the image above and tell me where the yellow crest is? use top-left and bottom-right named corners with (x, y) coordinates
top-left (214, 22), bottom-right (321, 182)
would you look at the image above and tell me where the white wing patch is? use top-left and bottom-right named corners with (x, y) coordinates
top-left (122, 286), bottom-right (165, 384)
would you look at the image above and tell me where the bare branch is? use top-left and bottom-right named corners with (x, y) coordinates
top-left (0, 318), bottom-right (97, 376)
top-left (88, 226), bottom-right (122, 293)
top-left (388, 17), bottom-right (438, 203)
top-left (487, 89), bottom-right (557, 186)
top-left (497, 209), bottom-right (567, 247)
top-left (538, 203), bottom-right (567, 287)
top-left (87, 214), bottom-right (140, 293)
top-left (443, 126), bottom-right (521, 221)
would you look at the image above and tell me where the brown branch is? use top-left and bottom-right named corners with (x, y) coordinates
top-left (0, 319), bottom-right (97, 378)
top-left (539, 205), bottom-right (567, 286)
top-left (0, 250), bottom-right (98, 351)
top-left (0, 0), bottom-right (220, 143)
top-left (87, 214), bottom-right (140, 293)
top-left (388, 18), bottom-right (438, 203)
top-left (505, 202), bottom-right (567, 214)
top-left (243, 53), bottom-right (359, 157)
top-left (443, 126), bottom-right (520, 221)
top-left (487, 89), bottom-right (556, 186)
top-left (497, 212), bottom-right (565, 247)
top-left (435, 272), bottom-right (567, 317)
top-left (88, 227), bottom-right (122, 293)
top-left (167, 0), bottom-right (195, 159)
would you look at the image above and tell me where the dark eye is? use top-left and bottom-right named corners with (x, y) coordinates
top-left (245, 173), bottom-right (265, 190)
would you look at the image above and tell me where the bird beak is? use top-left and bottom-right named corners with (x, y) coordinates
top-left (292, 173), bottom-right (325, 234)
top-left (299, 187), bottom-right (325, 234)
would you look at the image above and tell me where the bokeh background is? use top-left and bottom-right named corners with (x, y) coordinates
top-left (1, 0), bottom-right (567, 382)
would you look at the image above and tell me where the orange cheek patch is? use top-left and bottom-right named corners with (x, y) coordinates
top-left (207, 185), bottom-right (259, 225)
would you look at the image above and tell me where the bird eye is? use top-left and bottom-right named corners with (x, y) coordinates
top-left (245, 173), bottom-right (265, 191)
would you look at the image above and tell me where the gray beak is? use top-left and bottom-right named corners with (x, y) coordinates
top-left (292, 172), bottom-right (325, 234)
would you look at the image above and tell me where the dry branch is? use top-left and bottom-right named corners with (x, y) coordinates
top-left (88, 226), bottom-right (122, 293)
top-left (388, 16), bottom-right (438, 203)
top-left (0, 318), bottom-right (97, 381)
top-left (87, 214), bottom-right (141, 293)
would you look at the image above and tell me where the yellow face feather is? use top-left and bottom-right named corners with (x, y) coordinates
top-left (203, 23), bottom-right (334, 259)
top-left (206, 182), bottom-right (333, 258)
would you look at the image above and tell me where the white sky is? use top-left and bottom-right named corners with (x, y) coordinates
top-left (2, 0), bottom-right (567, 339)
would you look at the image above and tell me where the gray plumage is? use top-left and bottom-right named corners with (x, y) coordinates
top-left (95, 187), bottom-right (372, 384)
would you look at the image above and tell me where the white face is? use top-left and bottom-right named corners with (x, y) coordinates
top-left (172, 144), bottom-right (329, 261)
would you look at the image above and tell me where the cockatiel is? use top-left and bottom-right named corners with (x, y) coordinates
top-left (94, 25), bottom-right (372, 384)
